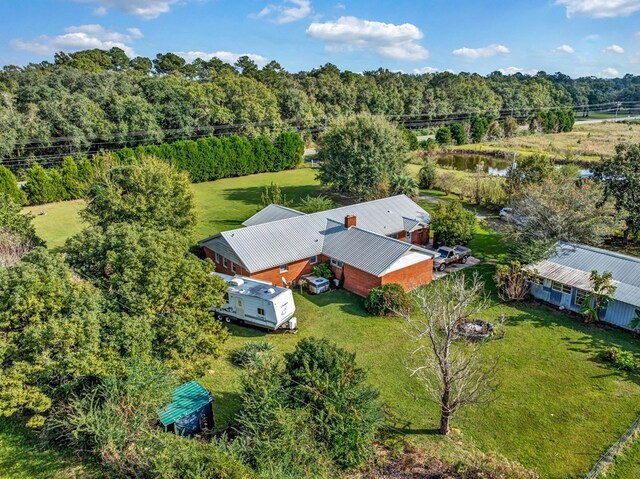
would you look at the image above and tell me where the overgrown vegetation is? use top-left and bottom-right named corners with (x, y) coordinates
top-left (364, 283), bottom-right (411, 316)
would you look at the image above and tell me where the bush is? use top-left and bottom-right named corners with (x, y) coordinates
top-left (430, 201), bottom-right (476, 245)
top-left (390, 174), bottom-right (419, 198)
top-left (450, 123), bottom-right (467, 145)
top-left (418, 163), bottom-right (437, 189)
top-left (435, 127), bottom-right (452, 146)
top-left (299, 194), bottom-right (334, 213)
top-left (600, 347), bottom-right (638, 372)
top-left (470, 116), bottom-right (490, 143)
top-left (313, 261), bottom-right (334, 280)
top-left (231, 341), bottom-right (276, 369)
top-left (24, 164), bottom-right (55, 205)
top-left (435, 171), bottom-right (457, 195)
top-left (400, 125), bottom-right (419, 151)
top-left (419, 138), bottom-right (439, 153)
top-left (364, 283), bottom-right (411, 316)
top-left (0, 165), bottom-right (26, 205)
top-left (494, 262), bottom-right (530, 301)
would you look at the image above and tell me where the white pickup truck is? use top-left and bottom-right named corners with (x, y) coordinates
top-left (432, 246), bottom-right (472, 272)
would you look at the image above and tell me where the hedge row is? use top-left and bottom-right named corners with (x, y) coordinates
top-left (0, 132), bottom-right (305, 205)
top-left (112, 132), bottom-right (304, 183)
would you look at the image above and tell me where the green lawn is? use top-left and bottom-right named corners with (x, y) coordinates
top-left (12, 164), bottom-right (640, 478)
top-left (605, 438), bottom-right (640, 478)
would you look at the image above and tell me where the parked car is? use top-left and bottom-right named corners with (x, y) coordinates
top-left (432, 246), bottom-right (471, 272)
top-left (499, 207), bottom-right (513, 219)
top-left (499, 207), bottom-right (527, 225)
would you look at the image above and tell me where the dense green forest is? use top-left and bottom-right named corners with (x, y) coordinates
top-left (0, 47), bottom-right (639, 164)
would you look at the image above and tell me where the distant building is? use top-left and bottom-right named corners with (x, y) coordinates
top-left (527, 242), bottom-right (640, 330)
top-left (200, 195), bottom-right (434, 297)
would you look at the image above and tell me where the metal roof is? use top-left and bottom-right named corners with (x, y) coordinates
top-left (529, 242), bottom-right (640, 307)
top-left (242, 204), bottom-right (305, 227)
top-left (200, 195), bottom-right (432, 273)
top-left (158, 381), bottom-right (212, 427)
top-left (322, 220), bottom-right (432, 276)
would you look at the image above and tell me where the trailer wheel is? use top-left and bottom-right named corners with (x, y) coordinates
top-left (216, 313), bottom-right (223, 321)
top-left (438, 263), bottom-right (446, 272)
top-left (224, 316), bottom-right (232, 323)
top-left (461, 256), bottom-right (468, 264)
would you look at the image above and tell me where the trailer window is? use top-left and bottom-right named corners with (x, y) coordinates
top-left (310, 255), bottom-right (318, 264)
top-left (257, 307), bottom-right (265, 316)
top-left (280, 264), bottom-right (288, 272)
top-left (551, 281), bottom-right (571, 294)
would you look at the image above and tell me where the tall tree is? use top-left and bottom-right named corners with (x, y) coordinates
top-left (83, 156), bottom-right (196, 234)
top-left (403, 273), bottom-right (498, 435)
top-left (593, 143), bottom-right (640, 243)
top-left (0, 166), bottom-right (26, 204)
top-left (318, 115), bottom-right (409, 200)
top-left (430, 201), bottom-right (476, 245)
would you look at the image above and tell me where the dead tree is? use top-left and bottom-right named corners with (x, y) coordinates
top-left (403, 273), bottom-right (499, 435)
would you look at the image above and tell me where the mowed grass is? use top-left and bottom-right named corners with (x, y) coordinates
top-left (605, 438), bottom-right (640, 479)
top-left (460, 122), bottom-right (640, 162)
top-left (12, 163), bottom-right (640, 478)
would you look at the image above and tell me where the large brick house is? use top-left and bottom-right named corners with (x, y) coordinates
top-left (199, 195), bottom-right (434, 297)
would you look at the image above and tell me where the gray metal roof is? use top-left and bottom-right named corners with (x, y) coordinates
top-left (200, 195), bottom-right (432, 274)
top-left (322, 220), bottom-right (431, 276)
top-left (242, 204), bottom-right (305, 227)
top-left (529, 242), bottom-right (640, 307)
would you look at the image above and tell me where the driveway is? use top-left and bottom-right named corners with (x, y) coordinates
top-left (432, 256), bottom-right (481, 280)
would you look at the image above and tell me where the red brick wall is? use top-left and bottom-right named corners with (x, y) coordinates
top-left (341, 264), bottom-right (382, 297)
top-left (411, 227), bottom-right (430, 246)
top-left (381, 257), bottom-right (433, 291)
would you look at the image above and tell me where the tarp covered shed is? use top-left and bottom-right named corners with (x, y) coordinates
top-left (158, 381), bottom-right (214, 436)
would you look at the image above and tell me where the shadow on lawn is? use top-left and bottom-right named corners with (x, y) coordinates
top-left (222, 184), bottom-right (320, 207)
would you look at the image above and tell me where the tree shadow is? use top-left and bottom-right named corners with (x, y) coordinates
top-left (221, 184), bottom-right (321, 208)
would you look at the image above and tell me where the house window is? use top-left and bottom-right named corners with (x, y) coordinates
top-left (223, 257), bottom-right (227, 268)
top-left (257, 307), bottom-right (265, 316)
top-left (406, 231), bottom-right (412, 243)
top-left (231, 261), bottom-right (236, 273)
top-left (575, 289), bottom-right (589, 306)
top-left (310, 255), bottom-right (318, 265)
top-left (331, 258), bottom-right (343, 268)
top-left (214, 252), bottom-right (220, 263)
top-left (551, 281), bottom-right (571, 294)
top-left (280, 264), bottom-right (288, 273)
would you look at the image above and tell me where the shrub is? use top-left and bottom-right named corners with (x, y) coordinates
top-left (364, 283), bottom-right (411, 316)
top-left (260, 182), bottom-right (290, 209)
top-left (435, 171), bottom-right (457, 195)
top-left (430, 201), bottom-right (476, 246)
top-left (450, 123), bottom-right (467, 145)
top-left (470, 116), bottom-right (490, 143)
top-left (24, 163), bottom-right (55, 205)
top-left (390, 174), bottom-right (419, 198)
top-left (299, 194), bottom-right (334, 213)
top-left (494, 262), bottom-right (530, 301)
top-left (400, 125), bottom-right (419, 151)
top-left (419, 138), bottom-right (439, 153)
top-left (313, 261), bottom-right (334, 280)
top-left (435, 127), bottom-right (452, 146)
top-left (599, 347), bottom-right (638, 372)
top-left (231, 341), bottom-right (276, 369)
top-left (418, 163), bottom-right (437, 189)
top-left (0, 165), bottom-right (26, 205)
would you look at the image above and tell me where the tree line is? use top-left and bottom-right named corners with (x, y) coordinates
top-left (0, 46), bottom-right (637, 160)
top-left (0, 131), bottom-right (304, 205)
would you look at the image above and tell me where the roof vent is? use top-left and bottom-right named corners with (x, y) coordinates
top-left (267, 288), bottom-right (276, 294)
top-left (230, 278), bottom-right (244, 287)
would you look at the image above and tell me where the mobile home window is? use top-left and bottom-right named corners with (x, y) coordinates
top-left (331, 258), bottom-right (343, 268)
top-left (257, 307), bottom-right (265, 316)
top-left (310, 255), bottom-right (318, 264)
top-left (551, 281), bottom-right (571, 294)
top-left (575, 289), bottom-right (589, 305)
top-left (222, 257), bottom-right (227, 267)
top-left (280, 264), bottom-right (288, 272)
top-left (231, 261), bottom-right (236, 273)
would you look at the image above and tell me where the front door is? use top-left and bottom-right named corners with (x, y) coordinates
top-left (236, 298), bottom-right (244, 319)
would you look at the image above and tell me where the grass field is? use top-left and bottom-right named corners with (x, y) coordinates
top-left (451, 122), bottom-right (640, 163)
top-left (605, 438), bottom-right (640, 478)
top-left (12, 165), bottom-right (640, 478)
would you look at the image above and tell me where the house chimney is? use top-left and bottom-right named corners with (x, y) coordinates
top-left (345, 214), bottom-right (356, 228)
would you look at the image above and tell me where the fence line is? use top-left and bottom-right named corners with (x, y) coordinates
top-left (584, 414), bottom-right (640, 479)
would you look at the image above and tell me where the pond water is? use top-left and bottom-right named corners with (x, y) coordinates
top-left (435, 154), bottom-right (513, 176)
top-left (435, 154), bottom-right (592, 177)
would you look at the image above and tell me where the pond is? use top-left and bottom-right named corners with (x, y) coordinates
top-left (435, 154), bottom-right (513, 176)
top-left (435, 154), bottom-right (592, 177)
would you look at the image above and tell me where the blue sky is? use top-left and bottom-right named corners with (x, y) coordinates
top-left (0, 0), bottom-right (638, 77)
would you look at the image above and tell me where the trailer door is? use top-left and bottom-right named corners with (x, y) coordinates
top-left (236, 298), bottom-right (244, 319)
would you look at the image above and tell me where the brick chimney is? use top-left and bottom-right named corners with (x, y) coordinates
top-left (345, 214), bottom-right (356, 228)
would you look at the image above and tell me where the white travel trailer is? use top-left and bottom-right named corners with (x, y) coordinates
top-left (213, 274), bottom-right (297, 331)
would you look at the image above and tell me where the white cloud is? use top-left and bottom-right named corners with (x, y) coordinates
top-left (452, 44), bottom-right (510, 60)
top-left (10, 24), bottom-right (141, 57)
top-left (604, 44), bottom-right (625, 53)
top-left (306, 16), bottom-right (429, 61)
top-left (174, 51), bottom-right (269, 67)
top-left (585, 34), bottom-right (601, 41)
top-left (253, 0), bottom-right (311, 24)
top-left (499, 66), bottom-right (538, 75)
top-left (556, 0), bottom-right (640, 18)
top-left (413, 66), bottom-right (439, 74)
top-left (599, 67), bottom-right (620, 77)
top-left (76, 0), bottom-right (179, 19)
top-left (554, 44), bottom-right (575, 54)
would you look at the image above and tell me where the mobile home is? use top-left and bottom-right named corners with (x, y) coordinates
top-left (214, 274), bottom-right (297, 331)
